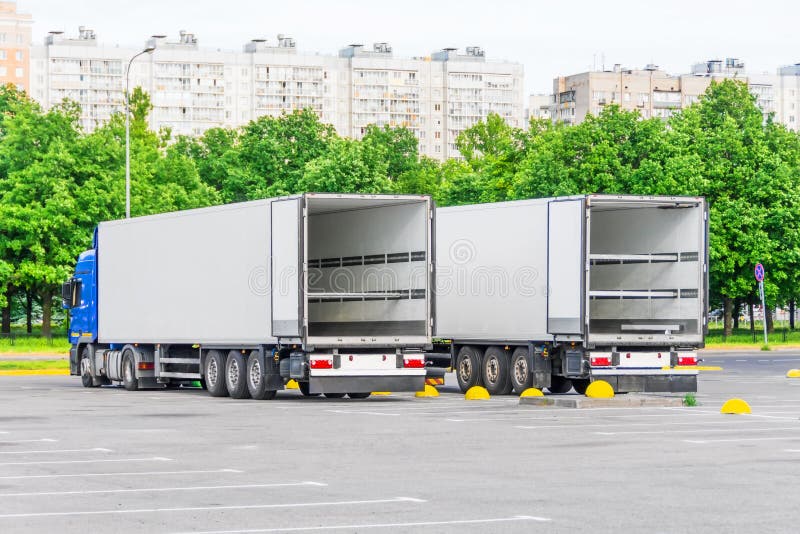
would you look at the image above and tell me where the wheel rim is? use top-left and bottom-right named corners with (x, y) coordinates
top-left (80, 357), bottom-right (91, 377)
top-left (458, 357), bottom-right (472, 383)
top-left (124, 357), bottom-right (133, 382)
top-left (228, 359), bottom-right (239, 388)
top-left (513, 357), bottom-right (528, 385)
top-left (486, 356), bottom-right (499, 384)
top-left (208, 358), bottom-right (218, 386)
top-left (249, 360), bottom-right (261, 388)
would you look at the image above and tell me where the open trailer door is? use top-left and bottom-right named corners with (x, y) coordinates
top-left (271, 196), bottom-right (305, 338)
top-left (547, 198), bottom-right (586, 335)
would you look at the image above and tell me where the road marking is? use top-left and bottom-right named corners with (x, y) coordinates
top-left (515, 420), bottom-right (787, 431)
top-left (0, 447), bottom-right (111, 455)
top-left (178, 515), bottom-right (552, 533)
top-left (685, 436), bottom-right (800, 444)
top-left (0, 481), bottom-right (327, 498)
top-left (0, 456), bottom-right (170, 467)
top-left (735, 360), bottom-right (747, 362)
top-left (0, 496), bottom-right (425, 519)
top-left (0, 468), bottom-right (241, 481)
top-left (785, 449), bottom-right (800, 452)
top-left (0, 438), bottom-right (57, 444)
top-left (327, 410), bottom-right (400, 417)
top-left (596, 426), bottom-right (798, 436)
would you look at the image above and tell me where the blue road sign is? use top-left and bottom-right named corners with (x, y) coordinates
top-left (755, 263), bottom-right (765, 282)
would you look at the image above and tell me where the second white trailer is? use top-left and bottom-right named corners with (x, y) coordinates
top-left (433, 194), bottom-right (707, 394)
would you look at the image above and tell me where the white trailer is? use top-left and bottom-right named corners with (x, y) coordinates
top-left (433, 195), bottom-right (707, 394)
top-left (63, 193), bottom-right (433, 399)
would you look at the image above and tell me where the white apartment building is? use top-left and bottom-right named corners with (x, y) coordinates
top-left (29, 28), bottom-right (524, 160)
top-left (776, 64), bottom-right (800, 131)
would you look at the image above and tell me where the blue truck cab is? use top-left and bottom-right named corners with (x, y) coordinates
top-left (62, 246), bottom-right (98, 376)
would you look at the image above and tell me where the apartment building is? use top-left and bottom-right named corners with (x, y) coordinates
top-left (0, 1), bottom-right (31, 91)
top-left (29, 28), bottom-right (524, 160)
top-left (776, 64), bottom-right (800, 131)
top-left (526, 93), bottom-right (551, 122)
top-left (548, 58), bottom-right (780, 126)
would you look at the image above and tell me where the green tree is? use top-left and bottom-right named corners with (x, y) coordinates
top-left (299, 138), bottom-right (391, 194)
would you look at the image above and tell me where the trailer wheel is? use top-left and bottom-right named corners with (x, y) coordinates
top-left (204, 350), bottom-right (229, 397)
top-left (572, 378), bottom-right (590, 395)
top-left (482, 346), bottom-right (512, 395)
top-left (510, 347), bottom-right (534, 394)
top-left (225, 351), bottom-right (251, 399)
top-left (324, 392), bottom-right (346, 399)
top-left (79, 347), bottom-right (98, 388)
top-left (122, 350), bottom-right (139, 391)
top-left (348, 392), bottom-right (371, 399)
top-left (455, 346), bottom-right (484, 392)
top-left (246, 351), bottom-right (276, 400)
top-left (298, 381), bottom-right (320, 397)
top-left (547, 375), bottom-right (573, 394)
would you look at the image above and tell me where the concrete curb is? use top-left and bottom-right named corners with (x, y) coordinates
top-left (0, 369), bottom-right (70, 376)
top-left (520, 394), bottom-right (685, 408)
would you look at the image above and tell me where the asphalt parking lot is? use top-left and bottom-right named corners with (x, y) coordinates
top-left (0, 352), bottom-right (799, 533)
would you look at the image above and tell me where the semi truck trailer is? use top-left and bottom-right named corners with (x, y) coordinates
top-left (432, 195), bottom-right (707, 395)
top-left (62, 193), bottom-right (433, 399)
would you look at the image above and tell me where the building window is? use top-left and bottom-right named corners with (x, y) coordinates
top-left (0, 33), bottom-right (6, 43)
top-left (16, 34), bottom-right (23, 44)
top-left (434, 131), bottom-right (441, 139)
top-left (0, 51), bottom-right (5, 60)
top-left (434, 104), bottom-right (441, 111)
top-left (15, 67), bottom-right (23, 78)
top-left (15, 50), bottom-right (23, 61)
top-left (0, 66), bottom-right (7, 76)
top-left (623, 92), bottom-right (631, 102)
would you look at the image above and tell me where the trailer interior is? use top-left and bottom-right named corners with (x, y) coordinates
top-left (587, 197), bottom-right (706, 345)
top-left (304, 196), bottom-right (430, 342)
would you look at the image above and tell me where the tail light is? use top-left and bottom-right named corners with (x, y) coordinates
top-left (137, 362), bottom-right (154, 371)
top-left (403, 358), bottom-right (425, 369)
top-left (590, 355), bottom-right (611, 367)
top-left (677, 354), bottom-right (697, 366)
top-left (310, 358), bottom-right (333, 370)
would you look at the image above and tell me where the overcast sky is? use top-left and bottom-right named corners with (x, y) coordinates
top-left (19, 0), bottom-right (800, 95)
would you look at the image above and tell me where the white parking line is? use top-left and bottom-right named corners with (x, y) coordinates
top-left (0, 456), bottom-right (170, 467)
top-left (0, 447), bottom-right (111, 455)
top-left (515, 419), bottom-right (788, 431)
top-left (179, 515), bottom-right (552, 533)
top-left (0, 481), bottom-right (327, 498)
top-left (0, 496), bottom-right (425, 519)
top-left (0, 468), bottom-right (241, 480)
top-left (0, 438), bottom-right (57, 444)
top-left (785, 449), bottom-right (800, 452)
top-left (685, 436), bottom-right (800, 444)
top-left (326, 410), bottom-right (400, 417)
top-left (596, 426), bottom-right (798, 436)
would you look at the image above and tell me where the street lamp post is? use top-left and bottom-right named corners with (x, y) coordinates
top-left (125, 45), bottom-right (156, 219)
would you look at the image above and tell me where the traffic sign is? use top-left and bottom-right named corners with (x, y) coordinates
top-left (755, 263), bottom-right (765, 282)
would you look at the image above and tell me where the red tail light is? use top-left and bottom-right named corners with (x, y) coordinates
top-left (310, 358), bottom-right (333, 370)
top-left (403, 358), bottom-right (425, 369)
top-left (137, 362), bottom-right (154, 371)
top-left (590, 356), bottom-right (611, 367)
top-left (677, 355), bottom-right (697, 366)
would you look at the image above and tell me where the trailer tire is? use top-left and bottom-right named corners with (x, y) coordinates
top-left (547, 375), bottom-right (573, 394)
top-left (348, 392), bottom-right (371, 399)
top-left (225, 351), bottom-right (250, 399)
top-left (482, 346), bottom-right (512, 395)
top-left (122, 350), bottom-right (139, 391)
top-left (455, 345), bottom-right (484, 392)
top-left (80, 346), bottom-right (98, 388)
top-left (572, 378), bottom-right (590, 395)
top-left (204, 350), bottom-right (229, 397)
top-left (510, 347), bottom-right (534, 394)
top-left (246, 351), bottom-right (276, 400)
top-left (298, 381), bottom-right (320, 397)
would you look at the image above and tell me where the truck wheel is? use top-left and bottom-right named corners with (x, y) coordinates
top-left (482, 346), bottom-right (512, 395)
top-left (225, 351), bottom-right (251, 399)
top-left (510, 347), bottom-right (534, 394)
top-left (572, 378), bottom-right (590, 395)
top-left (246, 351), bottom-right (276, 400)
top-left (80, 347), bottom-right (98, 388)
top-left (324, 392), bottom-right (346, 399)
top-left (204, 350), bottom-right (229, 397)
top-left (548, 375), bottom-right (573, 394)
top-left (455, 346), bottom-right (484, 392)
top-left (348, 392), bottom-right (371, 399)
top-left (122, 350), bottom-right (139, 391)
top-left (298, 381), bottom-right (320, 397)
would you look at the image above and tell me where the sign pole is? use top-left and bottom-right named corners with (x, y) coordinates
top-left (755, 263), bottom-right (767, 345)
